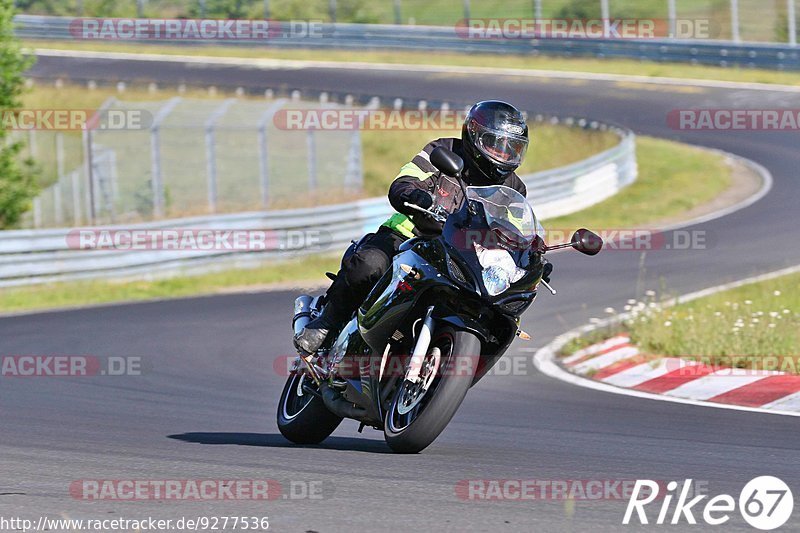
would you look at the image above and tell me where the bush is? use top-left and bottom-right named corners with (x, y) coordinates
top-left (0, 0), bottom-right (38, 228)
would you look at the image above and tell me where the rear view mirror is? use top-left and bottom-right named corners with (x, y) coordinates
top-left (571, 229), bottom-right (603, 256)
top-left (430, 147), bottom-right (464, 178)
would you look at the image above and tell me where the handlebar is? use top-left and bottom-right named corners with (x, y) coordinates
top-left (403, 202), bottom-right (448, 224)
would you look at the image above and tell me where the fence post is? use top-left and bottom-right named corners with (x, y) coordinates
top-left (329, 0), bottom-right (337, 23)
top-left (730, 0), bottom-right (740, 42)
top-left (257, 98), bottom-right (288, 209)
top-left (789, 0), bottom-right (797, 46)
top-left (394, 0), bottom-right (402, 24)
top-left (71, 171), bottom-right (81, 225)
top-left (33, 197), bottom-right (42, 228)
top-left (345, 128), bottom-right (363, 190)
top-left (149, 97), bottom-right (181, 219)
top-left (463, 0), bottom-right (470, 20)
top-left (198, 0), bottom-right (206, 18)
top-left (53, 182), bottom-right (63, 226)
top-left (82, 128), bottom-right (96, 224)
top-left (600, 0), bottom-right (610, 38)
top-left (307, 128), bottom-right (318, 193)
top-left (136, 0), bottom-right (144, 17)
top-left (204, 99), bottom-right (236, 214)
top-left (263, 0), bottom-right (270, 19)
top-left (27, 129), bottom-right (36, 159)
top-left (534, 0), bottom-right (542, 20)
top-left (56, 132), bottom-right (65, 224)
top-left (668, 0), bottom-right (677, 38)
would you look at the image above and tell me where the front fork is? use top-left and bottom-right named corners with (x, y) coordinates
top-left (405, 306), bottom-right (435, 383)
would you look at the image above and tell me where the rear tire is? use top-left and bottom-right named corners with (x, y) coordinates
top-left (384, 327), bottom-right (480, 453)
top-left (277, 372), bottom-right (342, 444)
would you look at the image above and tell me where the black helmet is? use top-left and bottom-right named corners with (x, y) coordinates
top-left (461, 100), bottom-right (529, 184)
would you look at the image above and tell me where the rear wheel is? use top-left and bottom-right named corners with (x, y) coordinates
top-left (384, 326), bottom-right (480, 453)
top-left (277, 372), bottom-right (342, 444)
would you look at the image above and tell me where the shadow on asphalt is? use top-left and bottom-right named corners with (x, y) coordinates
top-left (167, 432), bottom-right (391, 453)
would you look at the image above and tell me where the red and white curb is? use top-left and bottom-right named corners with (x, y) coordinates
top-left (533, 264), bottom-right (800, 418)
top-left (562, 334), bottom-right (800, 411)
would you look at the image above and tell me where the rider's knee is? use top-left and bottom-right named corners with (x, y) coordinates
top-left (343, 248), bottom-right (391, 288)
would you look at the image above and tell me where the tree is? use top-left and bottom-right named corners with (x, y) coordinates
top-left (0, 0), bottom-right (37, 229)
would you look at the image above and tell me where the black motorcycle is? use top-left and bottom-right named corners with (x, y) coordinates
top-left (277, 147), bottom-right (602, 453)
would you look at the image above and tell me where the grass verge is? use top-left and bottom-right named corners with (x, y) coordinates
top-left (24, 40), bottom-right (800, 87)
top-left (561, 272), bottom-right (800, 373)
top-left (545, 136), bottom-right (730, 230)
top-left (0, 135), bottom-right (733, 314)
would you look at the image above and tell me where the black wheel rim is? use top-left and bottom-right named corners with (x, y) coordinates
top-left (281, 373), bottom-right (315, 421)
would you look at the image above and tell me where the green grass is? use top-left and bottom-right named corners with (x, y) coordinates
top-left (545, 136), bottom-right (731, 231)
top-left (0, 254), bottom-right (341, 314)
top-left (24, 39), bottom-right (800, 87)
top-left (626, 273), bottom-right (800, 372)
top-left (0, 134), bottom-right (735, 314)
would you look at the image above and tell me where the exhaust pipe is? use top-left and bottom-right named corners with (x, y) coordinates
top-left (320, 383), bottom-right (370, 421)
top-left (292, 295), bottom-right (315, 336)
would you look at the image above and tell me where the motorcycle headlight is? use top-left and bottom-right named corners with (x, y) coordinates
top-left (474, 244), bottom-right (526, 296)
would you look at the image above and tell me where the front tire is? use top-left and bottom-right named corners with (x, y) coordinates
top-left (384, 327), bottom-right (480, 453)
top-left (277, 372), bottom-right (342, 444)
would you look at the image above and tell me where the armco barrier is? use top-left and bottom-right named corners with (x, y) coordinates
top-left (0, 128), bottom-right (636, 287)
top-left (14, 15), bottom-right (800, 71)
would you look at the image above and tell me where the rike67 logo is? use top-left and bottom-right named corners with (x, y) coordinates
top-left (624, 477), bottom-right (793, 530)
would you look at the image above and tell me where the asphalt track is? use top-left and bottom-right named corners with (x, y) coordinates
top-left (2, 54), bottom-right (800, 531)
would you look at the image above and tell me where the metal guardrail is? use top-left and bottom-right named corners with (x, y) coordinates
top-left (0, 127), bottom-right (636, 287)
top-left (14, 15), bottom-right (800, 71)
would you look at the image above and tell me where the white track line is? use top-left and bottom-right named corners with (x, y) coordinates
top-left (663, 371), bottom-right (773, 401)
top-left (562, 335), bottom-right (630, 365)
top-left (762, 392), bottom-right (800, 412)
top-left (533, 262), bottom-right (800, 418)
top-left (602, 358), bottom-right (695, 388)
top-left (32, 48), bottom-right (800, 94)
top-left (572, 345), bottom-right (639, 374)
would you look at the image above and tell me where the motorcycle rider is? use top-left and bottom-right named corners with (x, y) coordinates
top-left (295, 100), bottom-right (538, 354)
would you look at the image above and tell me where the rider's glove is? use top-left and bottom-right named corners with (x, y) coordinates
top-left (407, 189), bottom-right (434, 210)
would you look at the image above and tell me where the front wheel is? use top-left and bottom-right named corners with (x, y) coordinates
top-left (384, 326), bottom-right (480, 453)
top-left (277, 372), bottom-right (342, 444)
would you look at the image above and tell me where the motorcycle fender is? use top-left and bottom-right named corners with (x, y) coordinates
top-left (436, 314), bottom-right (489, 344)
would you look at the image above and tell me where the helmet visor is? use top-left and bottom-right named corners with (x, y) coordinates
top-left (473, 124), bottom-right (529, 167)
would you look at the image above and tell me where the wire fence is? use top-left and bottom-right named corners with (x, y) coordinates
top-left (14, 0), bottom-right (800, 44)
top-left (17, 97), bottom-right (363, 228)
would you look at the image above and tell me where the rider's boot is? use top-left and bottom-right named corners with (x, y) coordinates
top-left (293, 297), bottom-right (350, 354)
